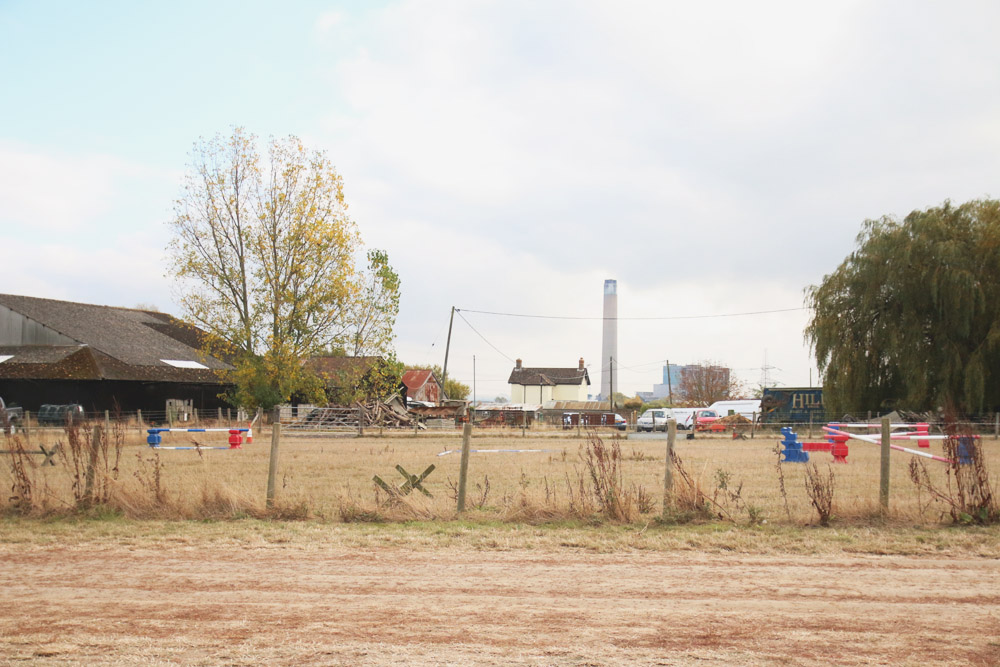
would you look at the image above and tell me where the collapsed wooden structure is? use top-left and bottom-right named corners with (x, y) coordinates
top-left (285, 395), bottom-right (416, 432)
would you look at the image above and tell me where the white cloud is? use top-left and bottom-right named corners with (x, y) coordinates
top-left (315, 10), bottom-right (343, 33)
top-left (0, 143), bottom-right (127, 231)
top-left (0, 232), bottom-right (172, 310)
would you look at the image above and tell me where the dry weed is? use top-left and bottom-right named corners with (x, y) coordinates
top-left (909, 435), bottom-right (998, 524)
top-left (804, 463), bottom-right (836, 526)
top-left (583, 433), bottom-right (629, 521)
top-left (5, 435), bottom-right (35, 512)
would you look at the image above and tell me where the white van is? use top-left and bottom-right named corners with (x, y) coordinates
top-left (707, 399), bottom-right (761, 421)
top-left (670, 407), bottom-right (699, 430)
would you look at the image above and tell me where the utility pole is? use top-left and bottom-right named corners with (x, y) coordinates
top-left (441, 306), bottom-right (455, 404)
top-left (608, 357), bottom-right (615, 412)
top-left (473, 354), bottom-right (476, 408)
top-left (666, 359), bottom-right (673, 404)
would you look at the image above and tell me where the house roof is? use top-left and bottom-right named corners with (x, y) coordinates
top-left (0, 294), bottom-right (229, 383)
top-left (507, 366), bottom-right (590, 386)
top-left (401, 369), bottom-right (440, 391)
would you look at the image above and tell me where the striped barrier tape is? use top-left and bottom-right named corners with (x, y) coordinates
top-left (437, 448), bottom-right (557, 457)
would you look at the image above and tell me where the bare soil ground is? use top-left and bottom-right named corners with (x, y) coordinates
top-left (2, 534), bottom-right (999, 665)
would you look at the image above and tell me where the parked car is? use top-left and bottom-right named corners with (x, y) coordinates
top-left (37, 404), bottom-right (84, 425)
top-left (693, 409), bottom-right (724, 432)
top-left (0, 397), bottom-right (23, 431)
top-left (614, 413), bottom-right (627, 431)
top-left (670, 407), bottom-right (699, 430)
top-left (637, 408), bottom-right (672, 432)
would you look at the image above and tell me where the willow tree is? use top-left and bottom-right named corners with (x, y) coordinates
top-left (806, 198), bottom-right (1000, 415)
top-left (168, 128), bottom-right (366, 409)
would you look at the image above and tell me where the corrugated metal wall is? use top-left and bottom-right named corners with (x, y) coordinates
top-left (0, 305), bottom-right (77, 345)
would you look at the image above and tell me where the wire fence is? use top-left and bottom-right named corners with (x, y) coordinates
top-left (4, 405), bottom-right (1000, 441)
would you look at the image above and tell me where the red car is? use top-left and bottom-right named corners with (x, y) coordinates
top-left (693, 409), bottom-right (725, 432)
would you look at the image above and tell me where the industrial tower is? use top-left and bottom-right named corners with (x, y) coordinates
top-left (601, 279), bottom-right (618, 401)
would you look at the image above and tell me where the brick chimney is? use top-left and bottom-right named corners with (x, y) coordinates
top-left (578, 357), bottom-right (585, 370)
top-left (516, 358), bottom-right (522, 369)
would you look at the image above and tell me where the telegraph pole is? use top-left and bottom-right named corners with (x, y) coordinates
top-left (666, 359), bottom-right (673, 404)
top-left (441, 306), bottom-right (455, 403)
top-left (609, 356), bottom-right (614, 411)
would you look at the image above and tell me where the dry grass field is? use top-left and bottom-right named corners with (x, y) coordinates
top-left (2, 422), bottom-right (997, 525)
top-left (2, 424), bottom-right (1000, 664)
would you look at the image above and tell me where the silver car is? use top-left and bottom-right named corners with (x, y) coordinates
top-left (636, 408), bottom-right (671, 432)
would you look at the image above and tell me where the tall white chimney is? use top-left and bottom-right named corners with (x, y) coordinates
top-left (601, 279), bottom-right (618, 400)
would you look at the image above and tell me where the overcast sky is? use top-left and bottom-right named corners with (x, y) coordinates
top-left (3, 1), bottom-right (1000, 400)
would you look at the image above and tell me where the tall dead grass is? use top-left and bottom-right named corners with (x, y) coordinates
top-left (5, 422), bottom-right (998, 526)
top-left (0, 423), bottom-right (306, 520)
top-left (909, 434), bottom-right (998, 524)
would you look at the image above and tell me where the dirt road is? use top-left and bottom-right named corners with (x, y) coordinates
top-left (2, 542), bottom-right (998, 665)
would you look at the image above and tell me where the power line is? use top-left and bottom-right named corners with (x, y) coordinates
top-left (457, 306), bottom-right (805, 321)
top-left (456, 310), bottom-right (515, 363)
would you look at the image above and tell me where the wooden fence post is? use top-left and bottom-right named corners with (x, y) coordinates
top-left (84, 424), bottom-right (102, 503)
top-left (358, 404), bottom-right (364, 437)
top-left (457, 421), bottom-right (472, 512)
top-left (750, 412), bottom-right (756, 439)
top-left (266, 408), bottom-right (281, 508)
top-left (663, 419), bottom-right (676, 515)
top-left (137, 409), bottom-right (143, 430)
top-left (23, 410), bottom-right (30, 448)
top-left (994, 412), bottom-right (998, 440)
top-left (227, 408), bottom-right (232, 427)
top-left (880, 416), bottom-right (891, 511)
top-left (217, 407), bottom-right (223, 424)
top-left (104, 410), bottom-right (110, 441)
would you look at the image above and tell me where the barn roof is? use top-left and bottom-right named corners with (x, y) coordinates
top-left (0, 294), bottom-right (229, 383)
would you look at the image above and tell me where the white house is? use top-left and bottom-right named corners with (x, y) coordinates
top-left (507, 358), bottom-right (590, 404)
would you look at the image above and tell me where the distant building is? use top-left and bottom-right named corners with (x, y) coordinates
top-left (508, 358), bottom-right (590, 404)
top-left (645, 362), bottom-right (730, 403)
top-left (401, 368), bottom-right (444, 404)
top-left (0, 293), bottom-right (231, 413)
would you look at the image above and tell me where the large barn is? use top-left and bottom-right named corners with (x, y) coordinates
top-left (0, 293), bottom-right (232, 414)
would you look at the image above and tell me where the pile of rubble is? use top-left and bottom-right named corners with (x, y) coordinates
top-left (286, 395), bottom-right (416, 431)
top-left (356, 395), bottom-right (414, 427)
